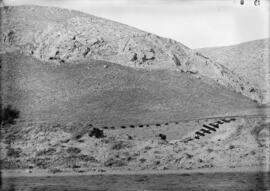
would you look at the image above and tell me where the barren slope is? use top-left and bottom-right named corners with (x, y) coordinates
top-left (0, 5), bottom-right (263, 103)
top-left (197, 39), bottom-right (270, 104)
top-left (1, 52), bottom-right (258, 126)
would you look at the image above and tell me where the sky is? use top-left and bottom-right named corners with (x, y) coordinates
top-left (2, 0), bottom-right (270, 48)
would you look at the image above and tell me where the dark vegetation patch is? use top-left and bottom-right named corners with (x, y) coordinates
top-left (1, 159), bottom-right (23, 169)
top-left (111, 140), bottom-right (131, 150)
top-left (127, 134), bottom-right (133, 140)
top-left (229, 145), bottom-right (235, 150)
top-left (73, 133), bottom-right (83, 140)
top-left (206, 148), bottom-right (214, 153)
top-left (158, 133), bottom-right (167, 141)
top-left (32, 157), bottom-right (51, 169)
top-left (144, 146), bottom-right (152, 150)
top-left (78, 155), bottom-right (98, 163)
top-left (184, 153), bottom-right (194, 159)
top-left (48, 167), bottom-right (62, 174)
top-left (6, 147), bottom-right (21, 158)
top-left (139, 158), bottom-right (147, 163)
top-left (1, 105), bottom-right (20, 125)
top-left (104, 158), bottom-right (127, 167)
top-left (180, 173), bottom-right (191, 176)
top-left (60, 138), bottom-right (70, 143)
top-left (66, 147), bottom-right (81, 155)
top-left (70, 123), bottom-right (95, 140)
top-left (89, 127), bottom-right (105, 138)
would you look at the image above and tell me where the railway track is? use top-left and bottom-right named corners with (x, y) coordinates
top-left (9, 108), bottom-right (270, 132)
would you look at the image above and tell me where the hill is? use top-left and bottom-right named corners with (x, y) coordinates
top-left (197, 38), bottom-right (270, 104)
top-left (0, 5), bottom-right (263, 104)
top-left (1, 52), bottom-right (258, 126)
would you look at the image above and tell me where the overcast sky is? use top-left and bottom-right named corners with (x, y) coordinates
top-left (3, 0), bottom-right (270, 48)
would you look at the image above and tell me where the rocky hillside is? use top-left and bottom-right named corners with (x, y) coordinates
top-left (0, 5), bottom-right (263, 103)
top-left (197, 38), bottom-right (270, 104)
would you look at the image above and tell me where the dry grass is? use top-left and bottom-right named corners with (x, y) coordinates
top-left (1, 53), bottom-right (257, 127)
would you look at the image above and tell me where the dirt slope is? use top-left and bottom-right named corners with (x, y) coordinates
top-left (197, 38), bottom-right (270, 104)
top-left (0, 5), bottom-right (263, 103)
top-left (1, 52), bottom-right (257, 126)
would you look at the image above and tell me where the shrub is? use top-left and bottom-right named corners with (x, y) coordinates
top-left (48, 168), bottom-right (62, 174)
top-left (186, 153), bottom-right (193, 159)
top-left (158, 133), bottom-right (167, 141)
top-left (104, 158), bottom-right (127, 167)
top-left (139, 158), bottom-right (146, 163)
top-left (89, 128), bottom-right (105, 138)
top-left (66, 147), bottom-right (81, 155)
top-left (33, 157), bottom-right (51, 169)
top-left (78, 155), bottom-right (98, 163)
top-left (111, 140), bottom-right (131, 150)
top-left (36, 148), bottom-right (56, 156)
top-left (75, 133), bottom-right (83, 139)
top-left (206, 148), bottom-right (214, 153)
top-left (6, 147), bottom-right (21, 158)
top-left (1, 105), bottom-right (20, 125)
top-left (144, 146), bottom-right (152, 150)
top-left (229, 145), bottom-right (235, 149)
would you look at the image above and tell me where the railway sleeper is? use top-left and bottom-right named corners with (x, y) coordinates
top-left (209, 123), bottom-right (219, 128)
top-left (216, 121), bottom-right (224, 125)
top-left (203, 124), bottom-right (216, 131)
top-left (200, 128), bottom-right (211, 134)
top-left (195, 131), bottom-right (205, 136)
top-left (221, 119), bottom-right (231, 123)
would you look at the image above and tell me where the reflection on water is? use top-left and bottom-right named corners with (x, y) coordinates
top-left (2, 172), bottom-right (270, 191)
